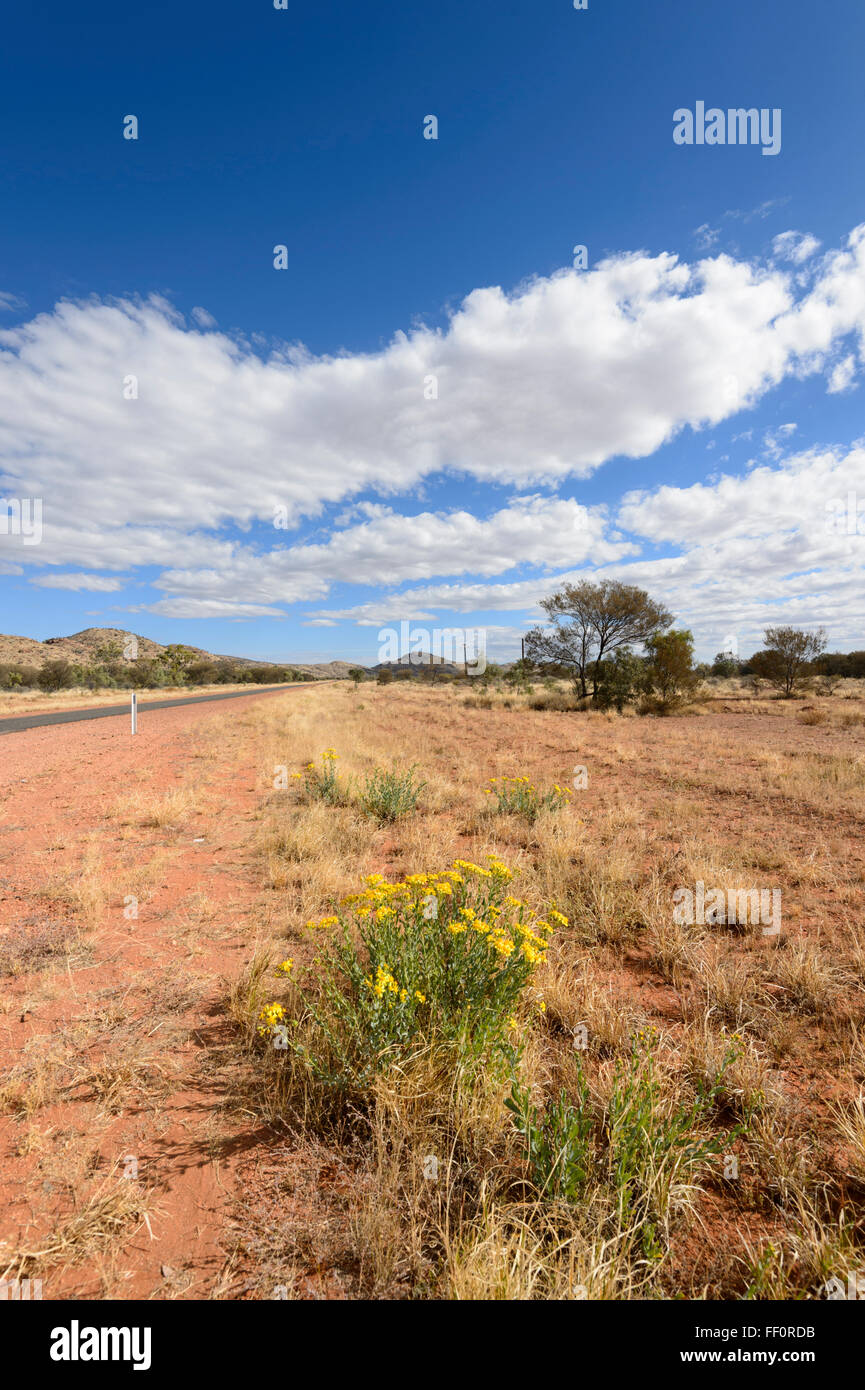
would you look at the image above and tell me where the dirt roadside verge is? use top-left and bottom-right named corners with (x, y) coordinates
top-left (0, 687), bottom-right (305, 1299)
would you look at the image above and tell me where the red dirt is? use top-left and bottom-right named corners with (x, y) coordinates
top-left (0, 688), bottom-right (293, 1299)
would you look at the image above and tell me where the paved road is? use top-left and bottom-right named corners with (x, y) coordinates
top-left (0, 683), bottom-right (314, 736)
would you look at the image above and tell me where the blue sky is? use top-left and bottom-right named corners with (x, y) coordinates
top-left (1, 0), bottom-right (863, 664)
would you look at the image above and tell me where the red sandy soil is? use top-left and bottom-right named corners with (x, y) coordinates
top-left (0, 688), bottom-right (292, 1299)
top-left (2, 684), bottom-right (863, 1300)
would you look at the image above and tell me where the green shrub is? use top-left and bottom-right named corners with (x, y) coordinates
top-left (485, 775), bottom-right (572, 823)
top-left (36, 659), bottom-right (75, 692)
top-left (507, 1028), bottom-right (745, 1256)
top-left (360, 764), bottom-right (426, 822)
top-left (82, 666), bottom-right (117, 690)
top-left (506, 1074), bottom-right (593, 1202)
top-left (642, 630), bottom-right (699, 712)
top-left (258, 858), bottom-right (563, 1095)
top-left (606, 1028), bottom-right (739, 1237)
top-left (595, 650), bottom-right (646, 712)
top-left (301, 749), bottom-right (343, 804)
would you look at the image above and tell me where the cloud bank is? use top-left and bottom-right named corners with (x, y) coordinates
top-left (1, 225), bottom-right (863, 648)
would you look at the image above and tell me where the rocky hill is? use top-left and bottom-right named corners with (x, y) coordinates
top-left (374, 651), bottom-right (465, 676)
top-left (0, 627), bottom-right (358, 680)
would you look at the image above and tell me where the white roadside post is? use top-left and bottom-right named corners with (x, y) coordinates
top-left (131, 691), bottom-right (138, 735)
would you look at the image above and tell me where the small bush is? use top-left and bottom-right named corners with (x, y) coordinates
top-left (0, 918), bottom-right (78, 976)
top-left (37, 659), bottom-right (75, 692)
top-left (595, 650), bottom-right (646, 712)
top-left (797, 707), bottom-right (828, 726)
top-left (257, 857), bottom-right (565, 1097)
top-left (642, 630), bottom-right (699, 712)
top-left (300, 749), bottom-right (343, 805)
top-left (605, 1029), bottom-right (740, 1236)
top-left (485, 775), bottom-right (572, 823)
top-left (360, 764), bottom-right (426, 823)
top-left (506, 1074), bottom-right (593, 1202)
top-left (507, 1028), bottom-right (744, 1250)
top-left (527, 691), bottom-right (588, 712)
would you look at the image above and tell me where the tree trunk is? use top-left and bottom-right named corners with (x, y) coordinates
top-left (591, 658), bottom-right (602, 699)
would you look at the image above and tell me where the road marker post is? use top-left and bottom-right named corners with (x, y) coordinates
top-left (131, 691), bottom-right (138, 735)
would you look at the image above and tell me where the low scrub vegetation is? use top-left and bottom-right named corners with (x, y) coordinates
top-left (485, 774), bottom-right (573, 822)
top-left (299, 748), bottom-right (344, 805)
top-left (360, 765), bottom-right (427, 823)
top-left (258, 857), bottom-right (556, 1101)
top-left (228, 681), bottom-right (865, 1300)
top-left (0, 640), bottom-right (312, 693)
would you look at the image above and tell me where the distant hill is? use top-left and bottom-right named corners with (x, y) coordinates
top-left (0, 627), bottom-right (358, 680)
top-left (373, 652), bottom-right (465, 676)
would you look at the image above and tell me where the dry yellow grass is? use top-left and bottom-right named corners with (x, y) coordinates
top-left (7, 675), bottom-right (861, 1300)
top-left (3, 1167), bottom-right (156, 1282)
top-left (222, 679), bottom-right (865, 1300)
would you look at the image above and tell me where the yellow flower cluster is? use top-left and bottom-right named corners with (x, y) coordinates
top-left (634, 1023), bottom-right (660, 1051)
top-left (368, 962), bottom-right (399, 999)
top-left (344, 860), bottom-right (553, 966)
top-left (257, 852), bottom-right (567, 1054)
top-left (485, 775), bottom-right (573, 810)
top-left (287, 857), bottom-right (562, 1035)
top-left (297, 749), bottom-right (340, 784)
top-left (365, 961), bottom-right (425, 1007)
top-left (340, 867), bottom-right (468, 921)
top-left (257, 1001), bottom-right (286, 1035)
top-left (305, 914), bottom-right (340, 931)
top-left (452, 856), bottom-right (513, 881)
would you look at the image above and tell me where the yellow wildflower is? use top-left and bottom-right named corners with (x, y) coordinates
top-left (257, 1002), bottom-right (286, 1033)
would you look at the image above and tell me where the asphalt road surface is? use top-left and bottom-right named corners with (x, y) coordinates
top-left (0, 684), bottom-right (314, 736)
